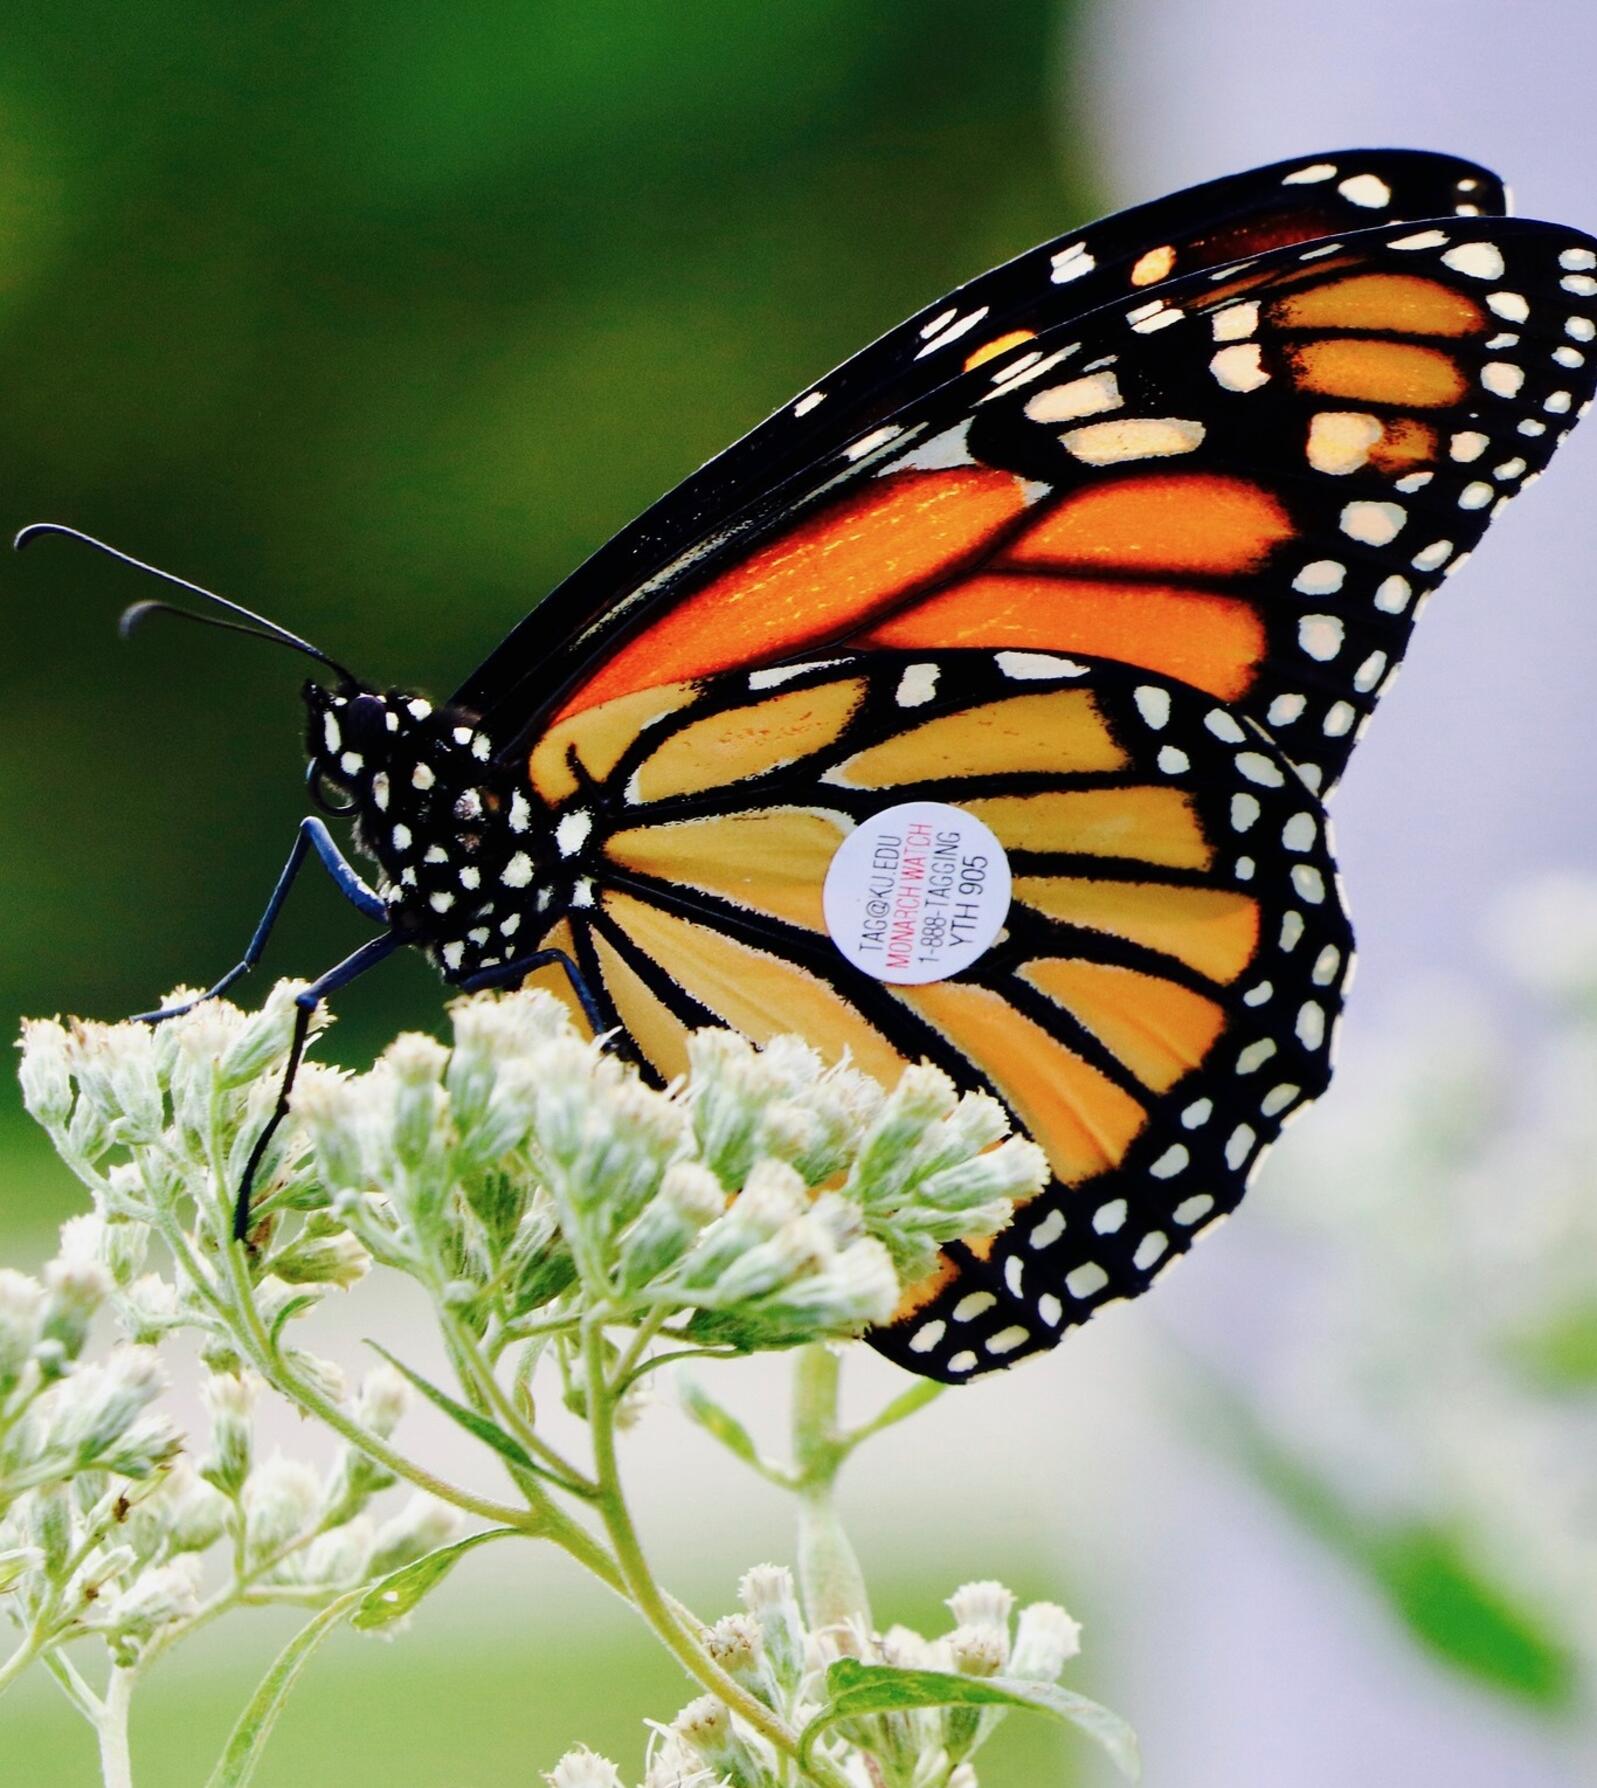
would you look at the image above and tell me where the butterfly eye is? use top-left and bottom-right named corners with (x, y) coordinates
top-left (341, 693), bottom-right (389, 752)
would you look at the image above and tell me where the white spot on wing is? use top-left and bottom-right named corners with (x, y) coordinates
top-left (844, 424), bottom-right (904, 460)
top-left (556, 810), bottom-right (592, 857)
top-left (995, 651), bottom-right (1089, 680)
top-left (1293, 559), bottom-right (1346, 595)
top-left (1211, 301), bottom-right (1259, 342)
top-left (1338, 172), bottom-right (1390, 208)
top-left (1481, 361), bottom-right (1524, 398)
top-left (1297, 615), bottom-right (1345, 661)
top-left (1133, 685), bottom-right (1170, 729)
top-left (1211, 343), bottom-right (1269, 391)
top-left (895, 663), bottom-right (939, 707)
top-left (1341, 500), bottom-right (1406, 546)
top-left (1050, 241), bottom-right (1094, 284)
top-left (1441, 241), bottom-right (1505, 280)
top-left (1023, 371), bottom-right (1121, 423)
top-left (1061, 417), bottom-right (1205, 463)
top-left (1307, 411), bottom-right (1383, 475)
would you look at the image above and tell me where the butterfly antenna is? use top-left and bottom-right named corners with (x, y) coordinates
top-left (14, 522), bottom-right (358, 685)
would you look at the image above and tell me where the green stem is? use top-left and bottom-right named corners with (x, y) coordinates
top-left (96, 1664), bottom-right (136, 1788)
top-left (41, 1648), bottom-right (102, 1724)
top-left (441, 1310), bottom-right (596, 1497)
top-left (581, 1319), bottom-right (849, 1788)
top-left (216, 1239), bottom-right (545, 1532)
top-left (791, 1346), bottom-right (871, 1642)
top-left (0, 1632), bottom-right (41, 1698)
top-left (609, 1307), bottom-right (668, 1392)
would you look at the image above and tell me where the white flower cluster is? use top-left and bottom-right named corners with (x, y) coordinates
top-left (0, 1342), bottom-right (453, 1672)
top-left (547, 1567), bottom-right (1083, 1788)
top-left (11, 981), bottom-right (1060, 1784)
top-left (20, 983), bottom-right (1040, 1368)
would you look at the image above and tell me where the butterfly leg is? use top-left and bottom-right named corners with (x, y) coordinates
top-left (457, 948), bottom-right (610, 1037)
top-left (135, 818), bottom-right (387, 1023)
top-left (232, 931), bottom-right (403, 1241)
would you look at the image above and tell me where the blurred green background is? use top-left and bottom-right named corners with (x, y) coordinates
top-left (0, 0), bottom-right (1088, 1239)
top-left (0, 3), bottom-right (1096, 1780)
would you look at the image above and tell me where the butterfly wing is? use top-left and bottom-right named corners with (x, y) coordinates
top-left (516, 649), bottom-right (1351, 1378)
top-left (457, 149), bottom-right (1504, 734)
top-left (459, 170), bottom-right (1597, 1376)
top-left (497, 216), bottom-right (1597, 796)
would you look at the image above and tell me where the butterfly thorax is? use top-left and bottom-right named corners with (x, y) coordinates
top-left (302, 683), bottom-right (560, 979)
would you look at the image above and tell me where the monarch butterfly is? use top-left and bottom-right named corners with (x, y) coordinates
top-left (25, 148), bottom-right (1597, 1381)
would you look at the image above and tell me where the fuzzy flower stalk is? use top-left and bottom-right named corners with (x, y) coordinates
top-left (7, 983), bottom-right (1134, 1787)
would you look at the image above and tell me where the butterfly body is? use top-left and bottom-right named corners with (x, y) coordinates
top-left (38, 149), bottom-right (1597, 1380)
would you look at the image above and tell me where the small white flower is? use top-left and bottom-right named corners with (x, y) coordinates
top-left (1009, 1600), bottom-right (1083, 1681)
top-left (544, 1747), bottom-right (625, 1788)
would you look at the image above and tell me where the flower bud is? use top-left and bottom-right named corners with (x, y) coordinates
top-left (302, 1517), bottom-right (374, 1588)
top-left (201, 1371), bottom-right (256, 1498)
top-left (916, 1138), bottom-right (1047, 1214)
top-left (18, 1018), bottom-right (74, 1130)
top-left (354, 1364), bottom-right (409, 1440)
top-left (385, 1033), bottom-right (449, 1167)
top-left (103, 1024), bottom-right (164, 1141)
top-left (368, 1494), bottom-right (463, 1578)
top-left (100, 1412), bottom-right (182, 1479)
top-left (270, 1215), bottom-right (371, 1288)
top-left (669, 1695), bottom-right (764, 1788)
top-left (615, 1162), bottom-right (725, 1293)
top-left (0, 1269), bottom-right (45, 1390)
top-left (105, 1555), bottom-right (203, 1643)
top-left (119, 1274), bottom-right (181, 1347)
top-left (545, 1747), bottom-right (626, 1788)
top-left (48, 1346), bottom-right (166, 1468)
top-left (41, 1219), bottom-right (113, 1361)
top-left (947, 1580), bottom-right (1014, 1650)
top-left (292, 1070), bottom-right (369, 1193)
top-left (749, 1237), bottom-right (899, 1339)
top-left (244, 1456), bottom-right (321, 1560)
top-left (29, 1483), bottom-right (73, 1577)
top-left (739, 1563), bottom-right (806, 1699)
top-left (218, 982), bottom-right (313, 1088)
top-left (948, 1623), bottom-right (1004, 1677)
top-left (1009, 1600), bottom-right (1081, 1682)
top-left (708, 1218), bottom-right (833, 1309)
top-left (671, 1161), bottom-right (809, 1292)
top-left (283, 1348), bottom-right (347, 1407)
top-left (706, 1612), bottom-right (775, 1709)
top-left (151, 1461), bottom-right (229, 1557)
top-left (99, 1218), bottom-right (149, 1289)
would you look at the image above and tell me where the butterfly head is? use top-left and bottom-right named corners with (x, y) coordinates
top-left (303, 682), bottom-right (493, 810)
top-left (300, 679), bottom-right (547, 972)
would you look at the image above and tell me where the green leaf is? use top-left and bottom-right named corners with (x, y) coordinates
top-left (204, 1590), bottom-right (367, 1788)
top-left (1367, 1523), bottom-right (1577, 1708)
top-left (350, 1525), bottom-right (517, 1631)
top-left (267, 1291), bottom-right (321, 1347)
top-left (841, 1379), bottom-right (944, 1453)
top-left (205, 1528), bottom-right (515, 1788)
top-left (1196, 1365), bottom-right (1577, 1707)
top-left (678, 1375), bottom-right (786, 1481)
top-left (365, 1341), bottom-right (538, 1476)
top-left (797, 1659), bottom-right (1140, 1781)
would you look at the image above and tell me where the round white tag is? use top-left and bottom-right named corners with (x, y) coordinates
top-left (822, 800), bottom-right (1012, 985)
